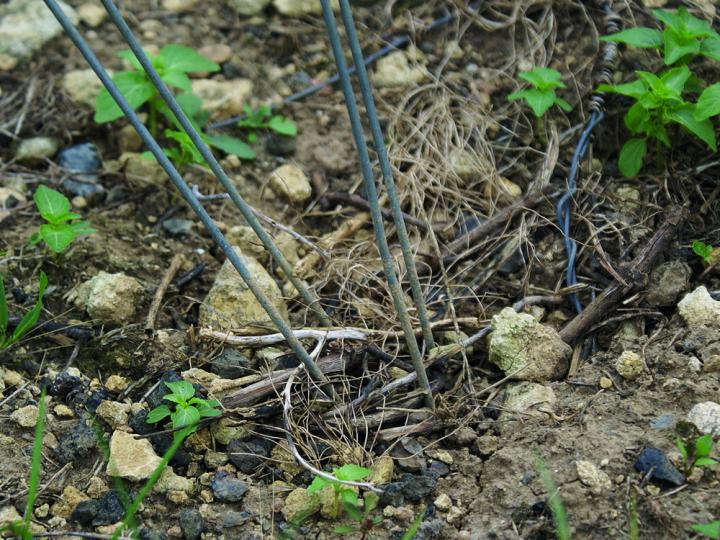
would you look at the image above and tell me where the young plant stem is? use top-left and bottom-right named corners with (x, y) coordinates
top-left (22, 387), bottom-right (47, 538)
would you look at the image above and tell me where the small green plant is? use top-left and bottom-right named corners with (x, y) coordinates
top-left (146, 380), bottom-right (222, 430)
top-left (600, 7), bottom-right (720, 66)
top-left (692, 520), bottom-right (720, 539)
top-left (237, 104), bottom-right (297, 142)
top-left (30, 185), bottom-right (95, 253)
top-left (692, 240), bottom-right (715, 264)
top-left (401, 504), bottom-right (427, 540)
top-left (307, 464), bottom-right (381, 535)
top-left (508, 67), bottom-right (572, 118)
top-left (676, 433), bottom-right (717, 476)
top-left (598, 65), bottom-right (716, 177)
top-left (535, 454), bottom-right (570, 540)
top-left (0, 271), bottom-right (47, 350)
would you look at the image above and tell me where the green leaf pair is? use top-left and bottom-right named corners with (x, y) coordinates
top-left (692, 240), bottom-right (715, 264)
top-left (146, 380), bottom-right (221, 433)
top-left (0, 271), bottom-right (47, 350)
top-left (31, 185), bottom-right (96, 253)
top-left (508, 67), bottom-right (572, 118)
top-left (676, 433), bottom-right (718, 475)
top-left (238, 104), bottom-right (298, 140)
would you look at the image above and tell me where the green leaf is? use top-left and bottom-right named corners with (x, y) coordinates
top-left (700, 36), bottom-right (720, 62)
top-left (70, 221), bottom-right (96, 237)
top-left (172, 404), bottom-right (201, 428)
top-left (660, 65), bottom-right (691, 94)
top-left (158, 44), bottom-right (219, 73)
top-left (691, 521), bottom-right (720, 539)
top-left (340, 488), bottom-right (360, 507)
top-left (307, 476), bottom-right (331, 496)
top-left (146, 405), bottom-right (172, 424)
top-left (692, 241), bottom-right (714, 262)
top-left (334, 464), bottom-right (372, 482)
top-left (625, 102), bottom-right (651, 134)
top-left (161, 70), bottom-right (192, 92)
top-left (94, 71), bottom-right (155, 123)
top-left (342, 499), bottom-right (364, 521)
top-left (364, 492), bottom-right (379, 513)
top-left (597, 79), bottom-right (647, 99)
top-left (197, 406), bottom-right (222, 418)
top-left (9, 272), bottom-right (47, 346)
top-left (663, 29), bottom-right (701, 65)
top-left (667, 104), bottom-right (717, 150)
top-left (33, 185), bottom-right (71, 223)
top-left (518, 67), bottom-right (565, 90)
top-left (618, 138), bottom-right (647, 178)
top-left (555, 98), bottom-right (572, 112)
top-left (695, 84), bottom-right (720, 121)
top-left (117, 49), bottom-right (144, 70)
top-left (600, 28), bottom-right (663, 48)
top-left (0, 274), bottom-right (8, 338)
top-left (672, 7), bottom-right (714, 38)
top-left (40, 223), bottom-right (76, 253)
top-left (676, 437), bottom-right (688, 461)
top-left (695, 434), bottom-right (714, 457)
top-left (205, 134), bottom-right (256, 160)
top-left (509, 88), bottom-right (556, 117)
top-left (694, 457), bottom-right (717, 467)
top-left (267, 115), bottom-right (297, 136)
top-left (164, 380), bottom-right (196, 402)
top-left (29, 232), bottom-right (42, 246)
top-left (334, 525), bottom-right (358, 535)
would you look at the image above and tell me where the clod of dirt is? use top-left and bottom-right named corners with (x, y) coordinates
top-left (70, 490), bottom-right (124, 527)
top-left (209, 349), bottom-right (253, 378)
top-left (69, 271), bottom-right (144, 326)
top-left (227, 438), bottom-right (272, 474)
top-left (488, 308), bottom-right (571, 381)
top-left (373, 49), bottom-right (429, 88)
top-left (10, 404), bottom-right (39, 428)
top-left (105, 375), bottom-right (129, 394)
top-left (686, 401), bottom-right (720, 436)
top-left (191, 78), bottom-right (253, 120)
top-left (106, 430), bottom-right (162, 481)
top-left (500, 382), bottom-right (556, 428)
top-left (575, 460), bottom-right (612, 495)
top-left (282, 487), bottom-right (320, 522)
top-left (273, 0), bottom-right (337, 16)
top-left (16, 137), bottom-right (59, 162)
top-left (54, 421), bottom-right (97, 463)
top-left (380, 473), bottom-right (437, 507)
top-left (0, 506), bottom-right (22, 528)
top-left (50, 486), bottom-right (89, 519)
top-left (153, 466), bottom-right (195, 496)
top-left (678, 286), bottom-right (720, 328)
top-left (434, 493), bottom-right (452, 512)
top-left (199, 247), bottom-right (288, 331)
top-left (59, 143), bottom-right (106, 203)
top-left (117, 152), bottom-right (167, 187)
top-left (634, 447), bottom-right (686, 486)
top-left (179, 507), bottom-right (204, 540)
top-left (162, 0), bottom-right (197, 13)
top-left (268, 163), bottom-right (312, 204)
top-left (615, 350), bottom-right (645, 380)
top-left (62, 69), bottom-right (103, 108)
top-left (266, 132), bottom-right (297, 157)
top-left (644, 260), bottom-right (691, 306)
top-left (163, 218), bottom-right (194, 236)
top-left (211, 417), bottom-right (253, 445)
top-left (95, 400), bottom-right (131, 429)
top-left (370, 455), bottom-right (395, 484)
top-left (77, 2), bottom-right (107, 27)
top-left (211, 471), bottom-right (249, 502)
top-left (230, 0), bottom-right (271, 16)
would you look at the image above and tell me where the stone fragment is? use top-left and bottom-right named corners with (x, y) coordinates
top-left (576, 460), bottom-right (612, 494)
top-left (106, 430), bottom-right (162, 482)
top-left (268, 164), bottom-right (312, 204)
top-left (434, 493), bottom-right (452, 512)
top-left (105, 375), bottom-right (129, 393)
top-left (16, 137), bottom-right (59, 161)
top-left (211, 471), bottom-right (248, 502)
top-left (678, 287), bottom-right (720, 328)
top-left (51, 486), bottom-right (89, 519)
top-left (373, 50), bottom-right (428, 88)
top-left (96, 400), bottom-right (131, 429)
top-left (71, 271), bottom-right (144, 326)
top-left (78, 3), bottom-right (107, 27)
top-left (191, 79), bottom-right (253, 119)
top-left (644, 261), bottom-right (691, 306)
top-left (615, 351), bottom-right (645, 380)
top-left (231, 0), bottom-right (271, 16)
top-left (273, 0), bottom-right (338, 16)
top-left (281, 488), bottom-right (320, 522)
top-left (502, 382), bottom-right (556, 418)
top-left (687, 401), bottom-right (720, 436)
top-left (62, 69), bottom-right (103, 107)
top-left (370, 456), bottom-right (395, 484)
top-left (11, 404), bottom-right (39, 427)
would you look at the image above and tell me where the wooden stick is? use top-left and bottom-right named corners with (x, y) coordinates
top-left (145, 253), bottom-right (184, 334)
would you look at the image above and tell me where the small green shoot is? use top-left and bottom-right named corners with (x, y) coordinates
top-left (0, 272), bottom-right (47, 350)
top-left (692, 520), bottom-right (720, 539)
top-left (598, 65), bottom-right (716, 177)
top-left (30, 185), bottom-right (95, 253)
top-left (307, 464), bottom-right (381, 534)
top-left (692, 240), bottom-right (715, 264)
top-left (237, 104), bottom-right (297, 143)
top-left (401, 504), bottom-right (427, 540)
top-left (508, 67), bottom-right (572, 118)
top-left (676, 433), bottom-right (717, 476)
top-left (600, 7), bottom-right (720, 66)
top-left (146, 380), bottom-right (222, 432)
top-left (535, 454), bottom-right (571, 540)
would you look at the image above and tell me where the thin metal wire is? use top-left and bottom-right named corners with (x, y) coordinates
top-left (42, 0), bottom-right (332, 389)
top-left (99, 0), bottom-right (331, 328)
top-left (319, 0), bottom-right (433, 408)
top-left (337, 0), bottom-right (435, 350)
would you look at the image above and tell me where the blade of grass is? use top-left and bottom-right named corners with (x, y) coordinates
top-left (535, 454), bottom-right (571, 540)
top-left (23, 387), bottom-right (47, 537)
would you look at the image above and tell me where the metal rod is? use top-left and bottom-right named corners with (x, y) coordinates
top-left (337, 0), bottom-right (435, 349)
top-left (42, 0), bottom-right (332, 389)
top-left (319, 0), bottom-right (433, 408)
top-left (99, 0), bottom-right (331, 327)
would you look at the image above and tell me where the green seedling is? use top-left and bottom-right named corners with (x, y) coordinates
top-left (692, 240), bottom-right (715, 264)
top-left (237, 104), bottom-right (297, 143)
top-left (30, 185), bottom-right (95, 253)
top-left (601, 7), bottom-right (720, 66)
top-left (676, 433), bottom-right (717, 476)
top-left (598, 64), bottom-right (716, 177)
top-left (307, 464), bottom-right (382, 535)
top-left (146, 380), bottom-right (221, 432)
top-left (692, 520), bottom-right (720, 539)
top-left (535, 454), bottom-right (570, 540)
top-left (0, 271), bottom-right (47, 350)
top-left (401, 504), bottom-right (427, 540)
top-left (508, 67), bottom-right (572, 118)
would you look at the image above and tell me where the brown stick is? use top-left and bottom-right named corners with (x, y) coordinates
top-left (559, 208), bottom-right (684, 345)
top-left (145, 254), bottom-right (184, 334)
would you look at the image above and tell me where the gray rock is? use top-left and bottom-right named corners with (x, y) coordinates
top-left (57, 143), bottom-right (106, 203)
top-left (199, 247), bottom-right (288, 332)
top-left (502, 382), bottom-right (556, 417)
top-left (210, 349), bottom-right (253, 378)
top-left (230, 0), bottom-right (271, 16)
top-left (678, 287), bottom-right (720, 328)
top-left (644, 261), bottom-right (691, 306)
top-left (16, 137), bottom-right (59, 161)
top-left (0, 0), bottom-right (78, 68)
top-left (227, 438), bottom-right (270, 474)
top-left (265, 132), bottom-right (296, 156)
top-left (211, 471), bottom-right (248, 502)
top-left (54, 421), bottom-right (97, 464)
top-left (70, 272), bottom-right (144, 326)
top-left (162, 218), bottom-right (194, 236)
top-left (488, 308), bottom-right (571, 381)
top-left (268, 164), bottom-right (312, 204)
top-left (179, 508), bottom-right (203, 540)
top-left (687, 401), bottom-right (720, 436)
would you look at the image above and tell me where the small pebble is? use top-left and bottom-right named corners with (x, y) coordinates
top-left (599, 377), bottom-right (613, 389)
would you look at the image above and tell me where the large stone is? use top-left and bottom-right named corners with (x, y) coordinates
top-left (502, 382), bottom-right (556, 417)
top-left (71, 272), bottom-right (144, 326)
top-left (678, 287), bottom-right (720, 328)
top-left (231, 0), bottom-right (271, 16)
top-left (106, 430), bottom-right (162, 482)
top-left (273, 0), bottom-right (338, 16)
top-left (191, 79), bottom-right (253, 120)
top-left (269, 164), bottom-right (312, 204)
top-left (488, 308), bottom-right (571, 380)
top-left (199, 247), bottom-right (288, 331)
top-left (281, 488), bottom-right (320, 522)
top-left (687, 401), bottom-right (720, 436)
top-left (644, 261), bottom-right (691, 306)
top-left (0, 0), bottom-right (78, 67)
top-left (62, 69), bottom-right (103, 107)
top-left (373, 50), bottom-right (428, 88)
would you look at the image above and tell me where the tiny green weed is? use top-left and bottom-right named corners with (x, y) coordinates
top-left (146, 380), bottom-right (222, 431)
top-left (676, 433), bottom-right (717, 476)
top-left (30, 185), bottom-right (95, 253)
top-left (600, 7), bottom-right (720, 66)
top-left (237, 104), bottom-right (297, 142)
top-left (535, 455), bottom-right (571, 540)
top-left (508, 67), bottom-right (572, 118)
top-left (0, 271), bottom-right (47, 350)
top-left (692, 520), bottom-right (720, 539)
top-left (692, 240), bottom-right (715, 264)
top-left (401, 504), bottom-right (427, 540)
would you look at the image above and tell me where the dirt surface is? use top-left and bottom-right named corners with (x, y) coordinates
top-left (1, 0), bottom-right (719, 539)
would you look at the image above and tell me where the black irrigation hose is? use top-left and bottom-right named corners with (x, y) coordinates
top-left (556, 1), bottom-right (621, 314)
